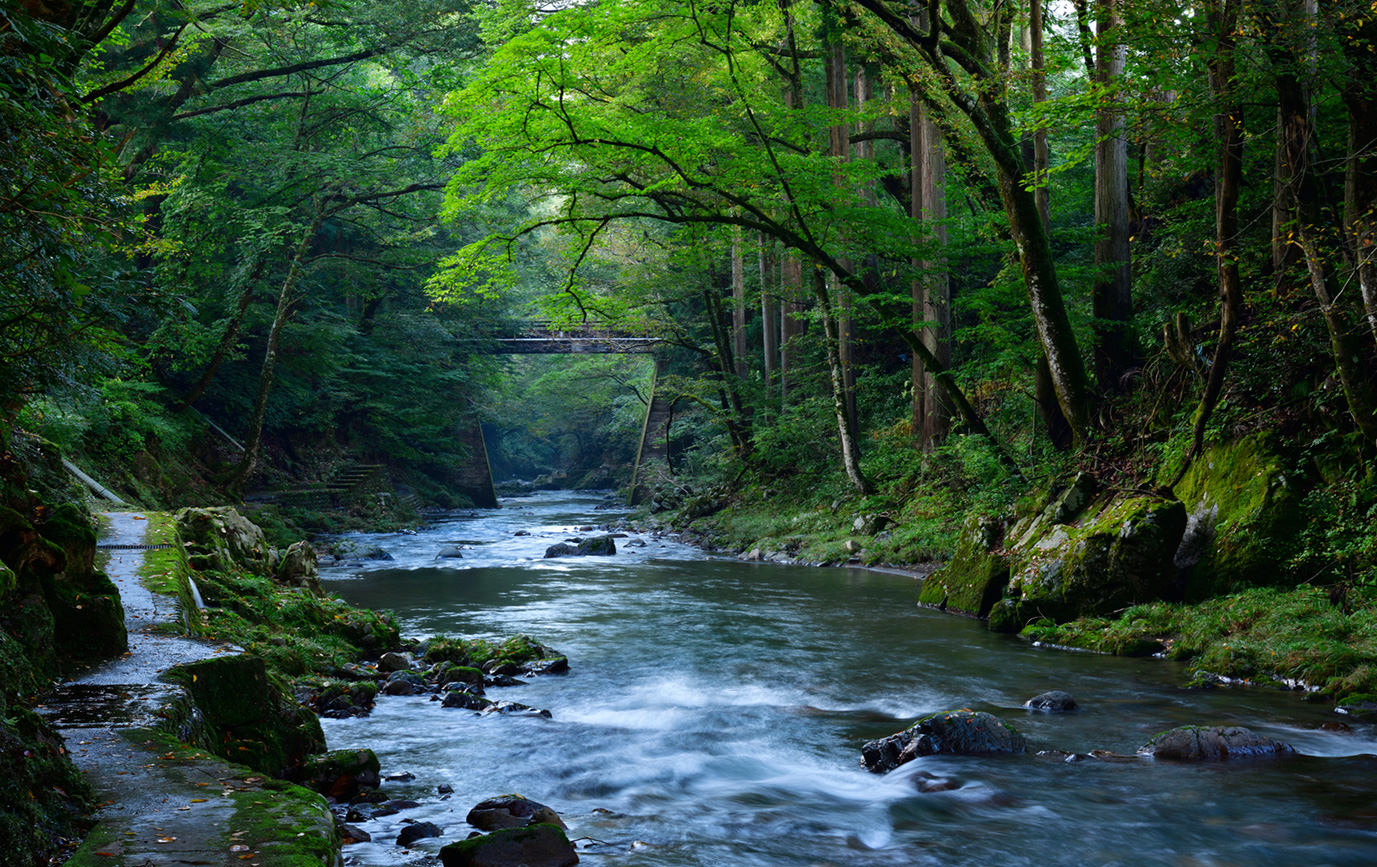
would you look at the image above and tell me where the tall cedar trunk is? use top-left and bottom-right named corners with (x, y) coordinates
top-left (780, 253), bottom-right (803, 401)
top-left (759, 234), bottom-right (778, 393)
top-left (852, 0), bottom-right (1094, 442)
top-left (1170, 0), bottom-right (1245, 487)
top-left (731, 228), bottom-right (748, 379)
top-left (228, 212), bottom-right (321, 492)
top-left (825, 38), bottom-right (858, 436)
top-left (703, 289), bottom-right (752, 457)
top-left (1338, 10), bottom-right (1377, 348)
top-left (1274, 55), bottom-right (1377, 443)
top-left (920, 109), bottom-right (951, 447)
top-left (1029, 0), bottom-right (1070, 448)
top-left (812, 269), bottom-right (873, 494)
top-left (1092, 0), bottom-right (1133, 392)
top-left (909, 82), bottom-right (927, 442)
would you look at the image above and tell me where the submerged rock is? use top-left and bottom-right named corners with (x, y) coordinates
top-left (467, 794), bottom-right (567, 831)
top-left (397, 821), bottom-right (443, 847)
top-left (439, 824), bottom-right (579, 867)
top-left (862, 710), bottom-right (1026, 773)
top-left (1137, 725), bottom-right (1295, 761)
top-left (436, 546), bottom-right (465, 559)
top-left (1023, 690), bottom-right (1077, 712)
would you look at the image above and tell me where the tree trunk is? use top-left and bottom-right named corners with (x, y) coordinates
top-left (228, 212), bottom-right (321, 493)
top-left (812, 268), bottom-right (872, 494)
top-left (825, 38), bottom-right (858, 436)
top-left (920, 108), bottom-right (950, 447)
top-left (1170, 0), bottom-right (1245, 487)
top-left (1092, 0), bottom-right (1133, 392)
top-left (1029, 0), bottom-right (1051, 227)
top-left (1338, 9), bottom-right (1377, 348)
top-left (759, 234), bottom-right (778, 394)
top-left (909, 82), bottom-right (927, 442)
top-left (731, 228), bottom-right (748, 380)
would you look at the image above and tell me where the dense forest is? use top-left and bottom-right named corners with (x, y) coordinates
top-left (4, 0), bottom-right (1377, 861)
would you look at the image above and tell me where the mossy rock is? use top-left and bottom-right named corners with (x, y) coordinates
top-left (439, 824), bottom-right (579, 867)
top-left (861, 709), bottom-right (1026, 773)
top-left (991, 495), bottom-right (1186, 632)
top-left (298, 748), bottom-right (381, 800)
top-left (1169, 436), bottom-right (1303, 598)
top-left (163, 654), bottom-right (325, 777)
top-left (174, 506), bottom-right (273, 575)
top-left (918, 515), bottom-right (1008, 617)
top-left (0, 708), bottom-right (94, 866)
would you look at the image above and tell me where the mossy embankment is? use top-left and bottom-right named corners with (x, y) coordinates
top-left (653, 428), bottom-right (1377, 706)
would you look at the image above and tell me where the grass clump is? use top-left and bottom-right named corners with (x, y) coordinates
top-left (1021, 586), bottom-right (1377, 700)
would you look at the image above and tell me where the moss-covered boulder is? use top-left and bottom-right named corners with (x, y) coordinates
top-left (275, 540), bottom-right (322, 594)
top-left (861, 709), bottom-right (1026, 773)
top-left (175, 506), bottom-right (273, 574)
top-left (162, 654), bottom-right (325, 778)
top-left (1168, 436), bottom-right (1302, 598)
top-left (988, 495), bottom-right (1186, 633)
top-left (439, 824), bottom-right (579, 867)
top-left (298, 748), bottom-right (381, 800)
top-left (0, 708), bottom-right (94, 867)
top-left (918, 515), bottom-right (1008, 617)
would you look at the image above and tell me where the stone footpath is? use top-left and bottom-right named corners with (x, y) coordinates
top-left (39, 513), bottom-right (338, 867)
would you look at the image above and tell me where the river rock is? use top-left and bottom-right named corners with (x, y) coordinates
top-left (442, 689), bottom-right (493, 711)
top-left (439, 824), bottom-right (579, 867)
top-left (543, 535), bottom-right (616, 558)
top-left (524, 656), bottom-right (569, 676)
top-left (1024, 690), bottom-right (1077, 712)
top-left (1137, 725), bottom-right (1296, 761)
top-left (483, 700), bottom-right (552, 718)
top-left (467, 794), bottom-right (568, 830)
top-left (379, 651), bottom-right (414, 672)
top-left (339, 823), bottom-right (372, 844)
top-left (862, 710), bottom-right (1027, 773)
top-left (397, 821), bottom-right (443, 847)
top-left (299, 748), bottom-right (381, 800)
top-left (381, 670), bottom-right (425, 696)
top-left (437, 546), bottom-right (465, 559)
top-left (435, 665), bottom-right (485, 690)
top-left (275, 540), bottom-right (323, 593)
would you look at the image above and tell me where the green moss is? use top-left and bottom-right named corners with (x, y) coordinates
top-left (918, 515), bottom-right (1008, 616)
top-left (1168, 435), bottom-right (1303, 597)
top-left (162, 655), bottom-right (326, 777)
top-left (227, 780), bottom-right (340, 866)
top-left (1019, 586), bottom-right (1377, 699)
top-left (0, 708), bottom-right (95, 866)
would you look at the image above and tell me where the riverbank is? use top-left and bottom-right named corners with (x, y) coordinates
top-left (645, 472), bottom-right (1377, 711)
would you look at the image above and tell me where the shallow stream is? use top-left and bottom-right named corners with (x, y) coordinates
top-left (321, 491), bottom-right (1377, 866)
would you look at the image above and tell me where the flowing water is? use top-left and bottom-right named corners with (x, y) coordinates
top-left (321, 491), bottom-right (1377, 866)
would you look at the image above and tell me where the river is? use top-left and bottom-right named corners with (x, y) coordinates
top-left (320, 490), bottom-right (1377, 866)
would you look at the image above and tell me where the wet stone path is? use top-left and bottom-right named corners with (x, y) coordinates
top-left (37, 513), bottom-right (334, 866)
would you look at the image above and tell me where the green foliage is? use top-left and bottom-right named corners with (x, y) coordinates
top-left (1022, 586), bottom-right (1377, 701)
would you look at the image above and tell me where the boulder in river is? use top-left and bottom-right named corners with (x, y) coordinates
top-left (862, 710), bottom-right (1026, 773)
top-left (442, 689), bottom-right (493, 711)
top-left (439, 825), bottom-right (579, 867)
top-left (299, 748), bottom-right (381, 800)
top-left (467, 794), bottom-right (567, 831)
top-left (543, 535), bottom-right (616, 558)
top-left (1137, 725), bottom-right (1295, 761)
top-left (1023, 690), bottom-right (1077, 712)
top-left (379, 651), bottom-right (414, 672)
top-left (436, 546), bottom-right (465, 559)
top-left (397, 821), bottom-right (443, 847)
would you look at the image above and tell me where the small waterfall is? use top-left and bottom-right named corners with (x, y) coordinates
top-left (186, 575), bottom-right (207, 611)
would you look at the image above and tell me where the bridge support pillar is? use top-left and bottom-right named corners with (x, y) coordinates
top-left (628, 358), bottom-right (672, 506)
top-left (455, 421), bottom-right (498, 508)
